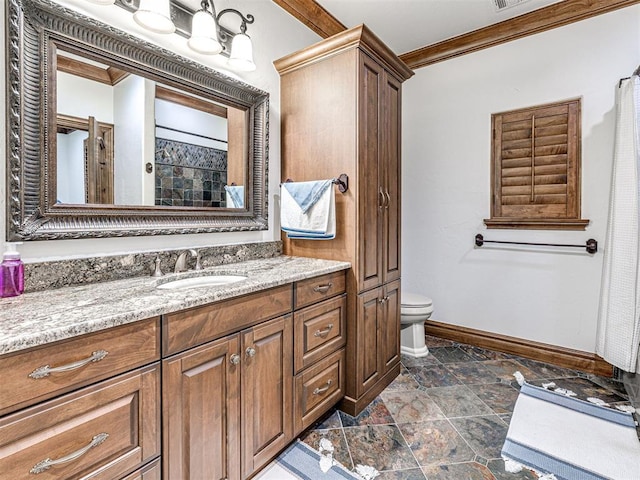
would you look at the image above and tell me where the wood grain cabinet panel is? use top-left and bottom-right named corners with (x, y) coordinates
top-left (0, 317), bottom-right (160, 417)
top-left (294, 294), bottom-right (346, 373)
top-left (294, 271), bottom-right (346, 309)
top-left (163, 335), bottom-right (240, 480)
top-left (0, 364), bottom-right (160, 480)
top-left (294, 348), bottom-right (345, 435)
top-left (121, 459), bottom-right (161, 480)
top-left (163, 284), bottom-right (292, 355)
top-left (380, 280), bottom-right (401, 372)
top-left (241, 315), bottom-right (293, 479)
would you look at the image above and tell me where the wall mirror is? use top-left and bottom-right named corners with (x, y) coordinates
top-left (6, 0), bottom-right (269, 240)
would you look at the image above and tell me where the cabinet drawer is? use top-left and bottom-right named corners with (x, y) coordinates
top-left (163, 284), bottom-right (292, 355)
top-left (294, 271), bottom-right (346, 309)
top-left (294, 294), bottom-right (346, 373)
top-left (0, 317), bottom-right (160, 416)
top-left (294, 349), bottom-right (345, 434)
top-left (0, 364), bottom-right (160, 480)
top-left (121, 459), bottom-right (161, 480)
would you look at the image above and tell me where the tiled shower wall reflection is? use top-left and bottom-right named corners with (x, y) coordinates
top-left (155, 138), bottom-right (228, 207)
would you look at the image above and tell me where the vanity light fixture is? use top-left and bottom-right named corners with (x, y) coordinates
top-left (129, 0), bottom-right (256, 71)
top-left (186, 1), bottom-right (255, 71)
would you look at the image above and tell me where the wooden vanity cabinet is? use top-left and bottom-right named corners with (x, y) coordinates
top-left (241, 314), bottom-right (293, 477)
top-left (162, 286), bottom-right (295, 479)
top-left (0, 317), bottom-right (160, 417)
top-left (276, 25), bottom-right (412, 415)
top-left (0, 270), bottom-right (348, 480)
top-left (0, 365), bottom-right (160, 480)
top-left (162, 272), bottom-right (347, 480)
top-left (163, 312), bottom-right (294, 480)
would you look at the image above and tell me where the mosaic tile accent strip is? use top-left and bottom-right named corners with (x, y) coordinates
top-left (156, 137), bottom-right (227, 170)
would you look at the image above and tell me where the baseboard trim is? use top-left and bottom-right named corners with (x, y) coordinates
top-left (426, 320), bottom-right (613, 377)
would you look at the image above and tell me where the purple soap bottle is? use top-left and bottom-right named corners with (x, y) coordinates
top-left (0, 243), bottom-right (24, 298)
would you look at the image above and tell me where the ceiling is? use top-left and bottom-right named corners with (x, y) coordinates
top-left (180, 0), bottom-right (562, 55)
top-left (313, 0), bottom-right (564, 55)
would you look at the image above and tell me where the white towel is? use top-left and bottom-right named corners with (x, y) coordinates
top-left (597, 75), bottom-right (640, 373)
top-left (281, 181), bottom-right (335, 240)
top-left (224, 185), bottom-right (244, 208)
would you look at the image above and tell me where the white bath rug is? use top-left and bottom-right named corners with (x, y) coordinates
top-left (502, 382), bottom-right (640, 480)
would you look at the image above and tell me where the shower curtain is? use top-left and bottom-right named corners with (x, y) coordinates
top-left (597, 75), bottom-right (640, 373)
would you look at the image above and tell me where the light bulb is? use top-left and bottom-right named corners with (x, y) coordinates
top-left (188, 10), bottom-right (222, 55)
top-left (134, 0), bottom-right (176, 34)
top-left (227, 33), bottom-right (255, 72)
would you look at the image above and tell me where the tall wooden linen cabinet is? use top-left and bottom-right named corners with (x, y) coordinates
top-left (275, 25), bottom-right (413, 415)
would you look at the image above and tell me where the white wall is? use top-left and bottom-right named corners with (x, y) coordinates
top-left (402, 6), bottom-right (640, 353)
top-left (0, 0), bottom-right (319, 261)
top-left (114, 75), bottom-right (147, 205)
top-left (57, 71), bottom-right (114, 122)
top-left (155, 98), bottom-right (229, 150)
top-left (57, 130), bottom-right (87, 204)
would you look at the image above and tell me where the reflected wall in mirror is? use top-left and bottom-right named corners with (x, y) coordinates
top-left (7, 0), bottom-right (267, 240)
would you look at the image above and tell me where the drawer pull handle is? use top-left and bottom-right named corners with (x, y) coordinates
top-left (314, 324), bottom-right (334, 338)
top-left (30, 432), bottom-right (109, 474)
top-left (28, 350), bottom-right (109, 379)
top-left (313, 283), bottom-right (333, 294)
top-left (313, 380), bottom-right (332, 395)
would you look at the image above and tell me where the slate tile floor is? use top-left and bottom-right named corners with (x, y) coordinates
top-left (296, 335), bottom-right (635, 480)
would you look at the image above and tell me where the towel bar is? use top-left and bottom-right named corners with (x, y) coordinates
top-left (283, 174), bottom-right (349, 193)
top-left (475, 234), bottom-right (597, 254)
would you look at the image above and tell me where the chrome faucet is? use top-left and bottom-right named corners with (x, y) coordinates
top-left (174, 249), bottom-right (201, 273)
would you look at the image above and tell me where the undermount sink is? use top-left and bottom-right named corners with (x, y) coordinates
top-left (157, 275), bottom-right (248, 290)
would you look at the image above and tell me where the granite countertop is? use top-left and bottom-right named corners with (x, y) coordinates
top-left (0, 255), bottom-right (350, 356)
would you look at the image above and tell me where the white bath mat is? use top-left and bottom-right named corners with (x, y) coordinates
top-left (502, 382), bottom-right (640, 480)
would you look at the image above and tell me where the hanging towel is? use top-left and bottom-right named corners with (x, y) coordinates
top-left (596, 75), bottom-right (640, 373)
top-left (281, 180), bottom-right (335, 240)
top-left (282, 179), bottom-right (332, 213)
top-left (224, 185), bottom-right (244, 208)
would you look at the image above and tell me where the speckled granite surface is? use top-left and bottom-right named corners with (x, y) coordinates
top-left (0, 256), bottom-right (350, 356)
top-left (24, 241), bottom-right (282, 292)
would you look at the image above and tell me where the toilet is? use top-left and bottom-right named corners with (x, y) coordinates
top-left (400, 292), bottom-right (433, 358)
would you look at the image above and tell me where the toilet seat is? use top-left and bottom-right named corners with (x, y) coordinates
top-left (401, 292), bottom-right (433, 316)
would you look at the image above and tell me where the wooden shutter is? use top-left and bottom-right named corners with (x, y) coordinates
top-left (485, 99), bottom-right (589, 230)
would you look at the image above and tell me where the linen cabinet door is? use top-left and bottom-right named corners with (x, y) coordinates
top-left (357, 52), bottom-right (385, 292)
top-left (241, 315), bottom-right (293, 479)
top-left (380, 280), bottom-right (401, 374)
top-left (381, 71), bottom-right (402, 284)
top-left (163, 335), bottom-right (240, 480)
top-left (355, 287), bottom-right (382, 397)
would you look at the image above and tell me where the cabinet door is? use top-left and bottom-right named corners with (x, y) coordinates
top-left (242, 315), bottom-right (293, 478)
top-left (356, 287), bottom-right (382, 397)
top-left (358, 52), bottom-right (384, 292)
top-left (163, 336), bottom-right (240, 480)
top-left (382, 71), bottom-right (402, 284)
top-left (380, 280), bottom-right (401, 374)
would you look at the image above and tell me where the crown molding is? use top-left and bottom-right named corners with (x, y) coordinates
top-left (271, 0), bottom-right (346, 38)
top-left (400, 0), bottom-right (640, 69)
top-left (274, 0), bottom-right (640, 70)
